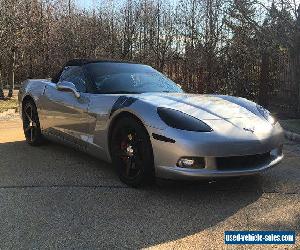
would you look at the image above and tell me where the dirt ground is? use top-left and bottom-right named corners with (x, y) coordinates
top-left (0, 118), bottom-right (299, 249)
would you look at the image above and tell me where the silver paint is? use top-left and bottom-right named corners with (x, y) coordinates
top-left (18, 79), bottom-right (285, 180)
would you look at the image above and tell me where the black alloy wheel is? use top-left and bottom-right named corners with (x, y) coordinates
top-left (22, 101), bottom-right (44, 146)
top-left (110, 116), bottom-right (155, 187)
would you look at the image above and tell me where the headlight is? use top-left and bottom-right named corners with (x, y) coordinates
top-left (157, 107), bottom-right (212, 132)
top-left (256, 105), bottom-right (276, 125)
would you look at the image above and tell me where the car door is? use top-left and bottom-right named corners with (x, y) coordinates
top-left (40, 66), bottom-right (93, 149)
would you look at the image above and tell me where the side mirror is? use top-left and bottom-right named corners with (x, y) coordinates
top-left (56, 81), bottom-right (80, 98)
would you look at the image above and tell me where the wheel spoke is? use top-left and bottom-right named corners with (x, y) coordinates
top-left (25, 108), bottom-right (32, 122)
top-left (125, 158), bottom-right (132, 177)
top-left (115, 149), bottom-right (128, 158)
top-left (30, 127), bottom-right (33, 142)
top-left (131, 160), bottom-right (136, 170)
top-left (24, 125), bottom-right (31, 132)
top-left (134, 154), bottom-right (142, 166)
top-left (119, 128), bottom-right (128, 140)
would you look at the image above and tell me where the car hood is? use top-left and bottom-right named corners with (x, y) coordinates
top-left (137, 93), bottom-right (258, 120)
top-left (134, 92), bottom-right (273, 133)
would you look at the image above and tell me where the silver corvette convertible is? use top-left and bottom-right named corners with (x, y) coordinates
top-left (18, 59), bottom-right (284, 186)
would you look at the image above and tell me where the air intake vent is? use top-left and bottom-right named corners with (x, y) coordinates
top-left (216, 152), bottom-right (271, 170)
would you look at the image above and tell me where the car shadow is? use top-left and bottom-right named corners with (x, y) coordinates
top-left (0, 140), bottom-right (266, 248)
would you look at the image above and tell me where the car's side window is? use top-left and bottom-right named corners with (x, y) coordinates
top-left (59, 66), bottom-right (73, 82)
top-left (59, 66), bottom-right (87, 93)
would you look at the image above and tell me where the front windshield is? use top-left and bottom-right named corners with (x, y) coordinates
top-left (85, 62), bottom-right (183, 94)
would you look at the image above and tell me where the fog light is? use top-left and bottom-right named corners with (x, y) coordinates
top-left (178, 158), bottom-right (194, 168)
top-left (177, 157), bottom-right (205, 169)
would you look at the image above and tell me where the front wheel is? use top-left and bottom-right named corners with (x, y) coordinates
top-left (22, 100), bottom-right (44, 146)
top-left (110, 116), bottom-right (155, 187)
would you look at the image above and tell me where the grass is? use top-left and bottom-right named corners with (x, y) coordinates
top-left (0, 98), bottom-right (19, 113)
top-left (280, 119), bottom-right (300, 134)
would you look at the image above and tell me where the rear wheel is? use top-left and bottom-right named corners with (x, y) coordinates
top-left (22, 100), bottom-right (44, 146)
top-left (110, 116), bottom-right (155, 187)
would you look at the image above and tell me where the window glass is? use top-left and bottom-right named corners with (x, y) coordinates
top-left (85, 63), bottom-right (183, 94)
top-left (59, 66), bottom-right (87, 92)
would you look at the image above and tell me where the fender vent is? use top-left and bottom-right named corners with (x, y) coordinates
top-left (152, 133), bottom-right (175, 143)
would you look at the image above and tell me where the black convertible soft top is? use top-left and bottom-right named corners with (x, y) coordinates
top-left (51, 59), bottom-right (138, 83)
top-left (65, 59), bottom-right (136, 66)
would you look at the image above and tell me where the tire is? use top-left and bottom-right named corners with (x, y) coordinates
top-left (110, 116), bottom-right (155, 187)
top-left (22, 100), bottom-right (44, 146)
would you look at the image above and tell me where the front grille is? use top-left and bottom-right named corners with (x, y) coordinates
top-left (216, 152), bottom-right (271, 170)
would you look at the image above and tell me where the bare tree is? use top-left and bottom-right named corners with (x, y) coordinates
top-left (0, 0), bottom-right (299, 116)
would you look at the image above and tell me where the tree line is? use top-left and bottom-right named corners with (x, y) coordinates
top-left (0, 0), bottom-right (300, 117)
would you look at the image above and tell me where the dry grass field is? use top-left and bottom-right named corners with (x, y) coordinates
top-left (0, 98), bottom-right (18, 113)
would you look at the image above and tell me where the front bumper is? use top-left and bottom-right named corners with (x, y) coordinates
top-left (155, 148), bottom-right (283, 180)
top-left (149, 122), bottom-right (285, 180)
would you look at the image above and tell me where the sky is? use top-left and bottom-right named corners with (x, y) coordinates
top-left (75, 0), bottom-right (300, 11)
top-left (75, 0), bottom-right (179, 9)
top-left (75, 0), bottom-right (94, 9)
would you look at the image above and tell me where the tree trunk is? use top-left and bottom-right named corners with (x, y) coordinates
top-left (205, 49), bottom-right (213, 93)
top-left (0, 68), bottom-right (4, 100)
top-left (0, 89), bottom-right (3, 100)
top-left (258, 51), bottom-right (270, 107)
top-left (7, 50), bottom-right (16, 98)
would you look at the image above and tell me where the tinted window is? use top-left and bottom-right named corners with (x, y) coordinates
top-left (59, 66), bottom-right (87, 92)
top-left (85, 63), bottom-right (183, 94)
